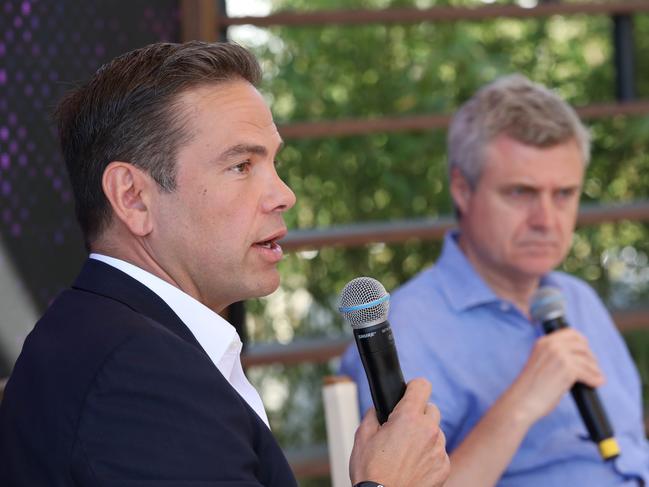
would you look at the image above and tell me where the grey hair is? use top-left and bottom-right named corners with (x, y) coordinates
top-left (447, 74), bottom-right (591, 188)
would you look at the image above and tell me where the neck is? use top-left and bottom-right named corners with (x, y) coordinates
top-left (92, 239), bottom-right (181, 290)
top-left (457, 235), bottom-right (540, 316)
top-left (91, 234), bottom-right (230, 314)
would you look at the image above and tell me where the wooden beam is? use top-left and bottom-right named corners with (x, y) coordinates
top-left (278, 100), bottom-right (649, 140)
top-left (577, 199), bottom-right (649, 226)
top-left (281, 216), bottom-right (454, 252)
top-left (222, 1), bottom-right (649, 28)
top-left (577, 100), bottom-right (649, 119)
top-left (614, 308), bottom-right (649, 333)
top-left (242, 336), bottom-right (351, 368)
top-left (280, 200), bottom-right (649, 251)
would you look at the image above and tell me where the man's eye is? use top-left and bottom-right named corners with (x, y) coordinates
top-left (555, 188), bottom-right (576, 199)
top-left (509, 186), bottom-right (533, 197)
top-left (232, 161), bottom-right (251, 174)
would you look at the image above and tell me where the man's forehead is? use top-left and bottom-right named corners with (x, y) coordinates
top-left (480, 134), bottom-right (585, 183)
top-left (173, 80), bottom-right (279, 143)
top-left (175, 80), bottom-right (268, 116)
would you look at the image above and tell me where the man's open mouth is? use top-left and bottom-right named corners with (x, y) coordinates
top-left (255, 239), bottom-right (279, 249)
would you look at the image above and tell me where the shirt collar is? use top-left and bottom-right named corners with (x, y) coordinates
top-left (89, 253), bottom-right (240, 379)
top-left (436, 230), bottom-right (504, 311)
top-left (436, 231), bottom-right (561, 312)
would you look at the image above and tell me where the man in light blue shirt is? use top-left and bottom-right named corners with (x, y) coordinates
top-left (341, 74), bottom-right (649, 486)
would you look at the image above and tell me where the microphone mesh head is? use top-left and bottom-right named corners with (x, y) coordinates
top-left (338, 277), bottom-right (390, 329)
top-left (530, 286), bottom-right (565, 322)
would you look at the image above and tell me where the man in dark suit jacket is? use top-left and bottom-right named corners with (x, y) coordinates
top-left (0, 42), bottom-right (449, 486)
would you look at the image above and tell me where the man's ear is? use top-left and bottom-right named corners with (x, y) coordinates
top-left (449, 167), bottom-right (472, 215)
top-left (102, 161), bottom-right (154, 237)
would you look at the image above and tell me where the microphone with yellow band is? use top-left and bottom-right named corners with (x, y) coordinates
top-left (531, 286), bottom-right (620, 461)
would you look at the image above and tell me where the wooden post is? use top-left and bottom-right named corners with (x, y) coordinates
top-left (180, 0), bottom-right (218, 42)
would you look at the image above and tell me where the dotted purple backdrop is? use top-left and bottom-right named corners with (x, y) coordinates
top-left (0, 0), bottom-right (179, 311)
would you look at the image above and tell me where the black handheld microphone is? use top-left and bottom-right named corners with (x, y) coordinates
top-left (339, 277), bottom-right (406, 424)
top-left (530, 286), bottom-right (620, 461)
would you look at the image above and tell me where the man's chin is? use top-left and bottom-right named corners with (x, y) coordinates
top-left (247, 272), bottom-right (281, 300)
top-left (514, 258), bottom-right (560, 279)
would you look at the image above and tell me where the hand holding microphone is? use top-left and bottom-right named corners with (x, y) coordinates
top-left (349, 378), bottom-right (449, 487)
top-left (339, 277), bottom-right (450, 487)
top-left (529, 287), bottom-right (620, 460)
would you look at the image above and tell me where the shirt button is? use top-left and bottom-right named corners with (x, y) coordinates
top-left (500, 302), bottom-right (510, 312)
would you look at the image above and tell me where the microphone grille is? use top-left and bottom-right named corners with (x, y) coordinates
top-left (530, 286), bottom-right (565, 322)
top-left (338, 277), bottom-right (390, 329)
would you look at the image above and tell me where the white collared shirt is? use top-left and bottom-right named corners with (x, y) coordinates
top-left (89, 253), bottom-right (270, 427)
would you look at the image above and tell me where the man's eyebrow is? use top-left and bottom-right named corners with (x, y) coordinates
top-left (501, 183), bottom-right (539, 190)
top-left (218, 144), bottom-right (268, 161)
top-left (217, 141), bottom-right (285, 162)
top-left (500, 182), bottom-right (581, 191)
top-left (555, 184), bottom-right (582, 192)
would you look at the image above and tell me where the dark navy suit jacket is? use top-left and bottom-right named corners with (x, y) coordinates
top-left (0, 259), bottom-right (297, 486)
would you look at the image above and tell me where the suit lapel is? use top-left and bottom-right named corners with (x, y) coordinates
top-left (72, 259), bottom-right (207, 355)
top-left (71, 261), bottom-right (296, 484)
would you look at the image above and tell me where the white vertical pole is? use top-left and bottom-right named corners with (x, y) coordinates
top-left (323, 375), bottom-right (361, 487)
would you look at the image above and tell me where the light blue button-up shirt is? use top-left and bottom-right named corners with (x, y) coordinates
top-left (340, 231), bottom-right (649, 486)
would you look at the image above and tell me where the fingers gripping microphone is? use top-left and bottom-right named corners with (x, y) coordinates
top-left (530, 287), bottom-right (620, 461)
top-left (339, 277), bottom-right (406, 424)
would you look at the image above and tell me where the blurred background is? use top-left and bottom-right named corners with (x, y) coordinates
top-left (1, 1), bottom-right (648, 485)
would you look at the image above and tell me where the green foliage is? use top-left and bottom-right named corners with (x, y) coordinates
top-left (233, 2), bottom-right (649, 483)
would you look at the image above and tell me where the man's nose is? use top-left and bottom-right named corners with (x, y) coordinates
top-left (528, 193), bottom-right (554, 229)
top-left (263, 169), bottom-right (296, 213)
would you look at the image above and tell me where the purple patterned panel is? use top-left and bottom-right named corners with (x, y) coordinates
top-left (0, 0), bottom-right (179, 312)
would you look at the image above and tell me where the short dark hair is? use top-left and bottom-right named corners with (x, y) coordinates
top-left (55, 41), bottom-right (262, 248)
